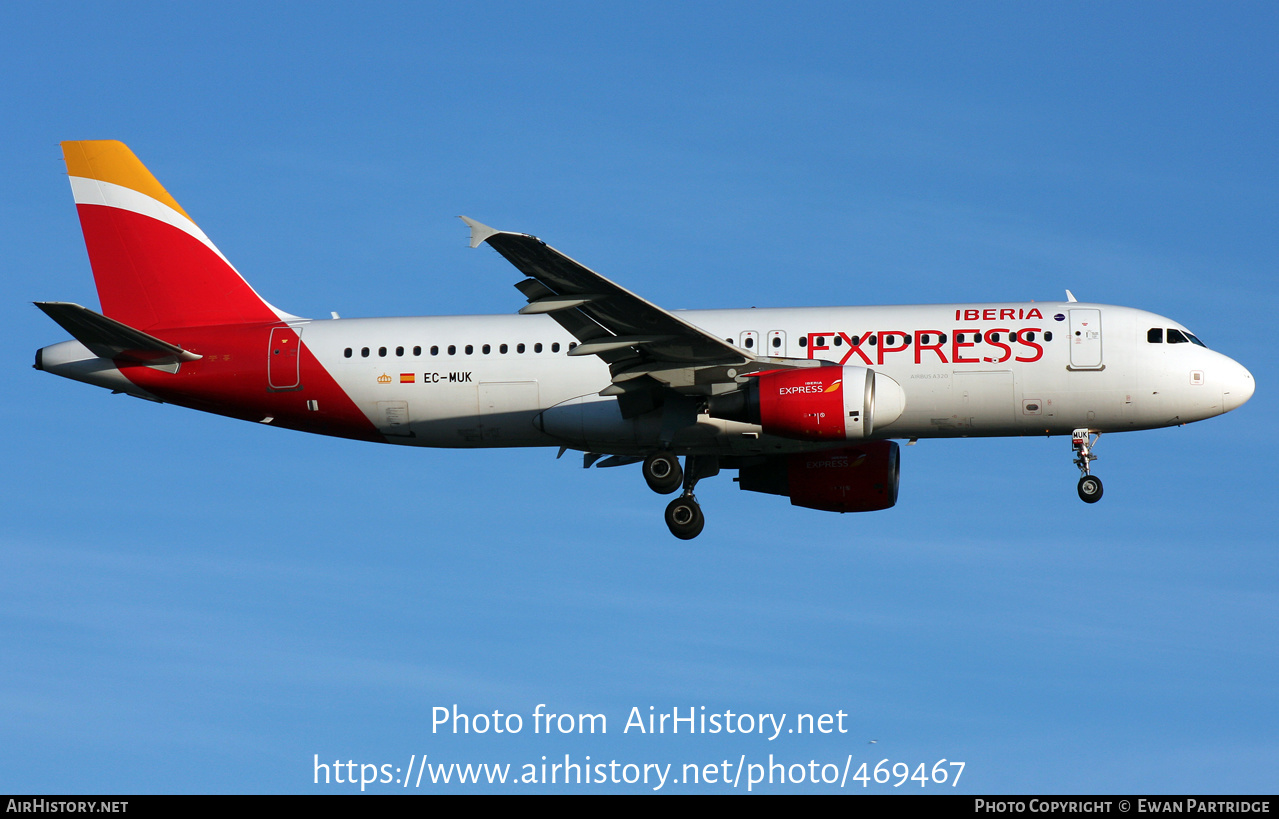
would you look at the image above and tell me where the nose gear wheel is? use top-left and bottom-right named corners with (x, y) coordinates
top-left (1071, 429), bottom-right (1103, 504)
top-left (1077, 475), bottom-right (1103, 503)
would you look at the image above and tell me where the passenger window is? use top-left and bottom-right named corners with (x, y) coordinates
top-left (1025, 332), bottom-right (1036, 342)
top-left (361, 347), bottom-right (370, 357)
top-left (431, 346), bottom-right (439, 356)
top-left (378, 347), bottom-right (387, 357)
top-left (344, 348), bottom-right (352, 358)
top-left (798, 336), bottom-right (807, 348)
top-left (568, 342), bottom-right (576, 351)
top-left (1148, 328), bottom-right (1163, 343)
top-left (552, 343), bottom-right (560, 353)
top-left (396, 346), bottom-right (404, 357)
top-left (771, 336), bottom-right (781, 348)
top-left (1044, 331), bottom-right (1053, 342)
top-left (448, 345), bottom-right (456, 355)
top-left (833, 336), bottom-right (842, 347)
top-left (744, 337), bottom-right (754, 348)
top-left (919, 334), bottom-right (929, 344)
top-left (517, 343), bottom-right (525, 354)
top-left (1167, 329), bottom-right (1189, 344)
top-left (482, 344), bottom-right (491, 354)
top-left (500, 343), bottom-right (508, 354)
top-left (413, 346), bottom-right (421, 356)
top-left (535, 343), bottom-right (543, 353)
top-left (465, 345), bottom-right (474, 355)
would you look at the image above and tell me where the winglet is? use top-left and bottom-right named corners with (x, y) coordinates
top-left (1065, 289), bottom-right (1078, 303)
top-left (459, 216), bottom-right (501, 249)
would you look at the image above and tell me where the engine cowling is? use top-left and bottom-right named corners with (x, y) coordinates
top-left (709, 365), bottom-right (905, 441)
top-left (738, 440), bottom-right (900, 513)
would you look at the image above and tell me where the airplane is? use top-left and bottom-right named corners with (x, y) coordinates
top-left (35, 141), bottom-right (1255, 539)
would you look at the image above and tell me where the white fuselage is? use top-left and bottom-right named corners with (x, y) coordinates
top-left (274, 300), bottom-right (1253, 455)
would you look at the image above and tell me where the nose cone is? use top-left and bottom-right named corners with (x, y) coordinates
top-left (1222, 360), bottom-right (1255, 413)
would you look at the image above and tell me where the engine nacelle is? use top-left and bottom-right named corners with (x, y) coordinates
top-left (738, 440), bottom-right (900, 513)
top-left (708, 365), bottom-right (905, 441)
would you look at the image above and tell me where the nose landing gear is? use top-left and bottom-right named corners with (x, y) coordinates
top-left (1072, 428), bottom-right (1103, 503)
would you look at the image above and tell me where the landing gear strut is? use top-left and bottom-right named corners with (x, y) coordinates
top-left (643, 451), bottom-right (683, 495)
top-left (663, 454), bottom-right (719, 540)
top-left (1072, 428), bottom-right (1103, 503)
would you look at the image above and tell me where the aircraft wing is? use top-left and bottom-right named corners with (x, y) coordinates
top-left (461, 217), bottom-right (821, 408)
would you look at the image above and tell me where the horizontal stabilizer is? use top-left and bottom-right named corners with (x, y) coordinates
top-left (35, 302), bottom-right (202, 366)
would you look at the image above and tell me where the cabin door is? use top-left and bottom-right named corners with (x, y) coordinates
top-left (268, 325), bottom-right (302, 391)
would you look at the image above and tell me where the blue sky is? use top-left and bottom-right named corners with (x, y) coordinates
top-left (3, 2), bottom-right (1276, 793)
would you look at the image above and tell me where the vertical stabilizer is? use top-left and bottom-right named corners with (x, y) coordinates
top-left (61, 141), bottom-right (295, 330)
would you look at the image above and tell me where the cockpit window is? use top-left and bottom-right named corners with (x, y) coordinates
top-left (1166, 329), bottom-right (1189, 344)
top-left (1147, 328), bottom-right (1163, 343)
top-left (1186, 332), bottom-right (1207, 348)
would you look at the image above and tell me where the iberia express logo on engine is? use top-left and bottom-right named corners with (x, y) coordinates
top-left (779, 379), bottom-right (840, 396)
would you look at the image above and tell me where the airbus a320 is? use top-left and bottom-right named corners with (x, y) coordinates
top-left (36, 141), bottom-right (1255, 538)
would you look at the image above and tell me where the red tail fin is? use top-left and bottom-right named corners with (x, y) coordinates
top-left (61, 141), bottom-right (292, 331)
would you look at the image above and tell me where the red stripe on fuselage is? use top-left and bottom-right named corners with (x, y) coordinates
top-left (116, 323), bottom-right (385, 443)
top-left (75, 204), bottom-right (281, 331)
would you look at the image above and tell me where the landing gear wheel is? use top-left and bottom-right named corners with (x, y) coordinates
top-left (643, 451), bottom-right (683, 495)
top-left (1071, 429), bottom-right (1103, 504)
top-left (1077, 475), bottom-right (1103, 503)
top-left (664, 496), bottom-right (705, 540)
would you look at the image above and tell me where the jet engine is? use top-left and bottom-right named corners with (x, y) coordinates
top-left (737, 440), bottom-right (901, 513)
top-left (708, 366), bottom-right (905, 441)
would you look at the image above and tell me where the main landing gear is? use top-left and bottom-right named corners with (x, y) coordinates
top-left (645, 451), bottom-right (717, 539)
top-left (642, 451), bottom-right (682, 495)
top-left (1072, 428), bottom-right (1103, 503)
top-left (664, 495), bottom-right (704, 540)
